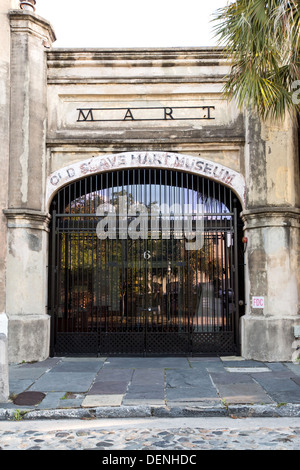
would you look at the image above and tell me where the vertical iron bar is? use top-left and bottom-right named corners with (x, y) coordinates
top-left (70, 184), bottom-right (74, 334)
top-left (233, 200), bottom-right (240, 353)
top-left (220, 229), bottom-right (225, 330)
top-left (195, 174), bottom-right (199, 333)
top-left (50, 209), bottom-right (57, 356)
top-left (64, 229), bottom-right (68, 333)
top-left (56, 213), bottom-right (61, 338)
top-left (132, 169), bottom-right (135, 333)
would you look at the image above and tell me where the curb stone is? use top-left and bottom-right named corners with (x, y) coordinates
top-left (227, 404), bottom-right (300, 418)
top-left (1, 404), bottom-right (300, 421)
top-left (95, 405), bottom-right (152, 418)
top-left (151, 405), bottom-right (228, 418)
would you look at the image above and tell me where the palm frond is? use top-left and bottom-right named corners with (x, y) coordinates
top-left (212, 0), bottom-right (300, 120)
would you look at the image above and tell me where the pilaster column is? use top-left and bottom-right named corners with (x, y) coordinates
top-left (4, 209), bottom-right (51, 362)
top-left (241, 205), bottom-right (300, 362)
top-left (241, 111), bottom-right (300, 361)
top-left (0, 1), bottom-right (23, 396)
top-left (5, 10), bottom-right (56, 362)
top-left (8, 10), bottom-right (56, 211)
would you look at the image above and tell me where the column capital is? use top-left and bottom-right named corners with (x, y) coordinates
top-left (9, 9), bottom-right (56, 45)
top-left (3, 208), bottom-right (51, 231)
top-left (241, 206), bottom-right (300, 229)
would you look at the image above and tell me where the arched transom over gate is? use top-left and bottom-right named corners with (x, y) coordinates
top-left (46, 152), bottom-right (246, 210)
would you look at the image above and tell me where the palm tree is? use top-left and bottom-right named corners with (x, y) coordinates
top-left (212, 0), bottom-right (300, 121)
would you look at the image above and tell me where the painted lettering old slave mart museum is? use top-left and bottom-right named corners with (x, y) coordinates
top-left (0, 1), bottom-right (300, 398)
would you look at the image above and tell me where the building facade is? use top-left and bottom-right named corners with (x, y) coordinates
top-left (0, 2), bottom-right (299, 384)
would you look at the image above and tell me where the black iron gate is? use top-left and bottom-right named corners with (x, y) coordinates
top-left (49, 169), bottom-right (244, 356)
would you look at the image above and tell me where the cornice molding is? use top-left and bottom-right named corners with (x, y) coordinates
top-left (241, 206), bottom-right (300, 229)
top-left (9, 9), bottom-right (56, 43)
top-left (3, 209), bottom-right (51, 232)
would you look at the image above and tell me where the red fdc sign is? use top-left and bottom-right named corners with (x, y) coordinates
top-left (252, 297), bottom-right (264, 309)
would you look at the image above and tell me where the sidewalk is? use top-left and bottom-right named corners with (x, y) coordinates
top-left (1, 356), bottom-right (300, 420)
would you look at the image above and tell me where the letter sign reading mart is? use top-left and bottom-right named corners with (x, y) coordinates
top-left (77, 106), bottom-right (215, 123)
top-left (252, 297), bottom-right (264, 309)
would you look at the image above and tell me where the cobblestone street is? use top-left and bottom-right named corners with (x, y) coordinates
top-left (1, 417), bottom-right (300, 451)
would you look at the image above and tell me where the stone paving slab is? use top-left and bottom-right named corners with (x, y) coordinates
top-left (166, 385), bottom-right (219, 402)
top-left (94, 368), bottom-right (134, 382)
top-left (286, 363), bottom-right (300, 376)
top-left (166, 369), bottom-right (212, 387)
top-left (88, 381), bottom-right (129, 395)
top-left (221, 360), bottom-right (269, 368)
top-left (132, 389), bottom-right (165, 397)
top-left (123, 397), bottom-right (165, 406)
top-left (2, 356), bottom-right (300, 419)
top-left (81, 394), bottom-right (123, 407)
top-left (216, 382), bottom-right (274, 404)
top-left (189, 357), bottom-right (223, 363)
top-left (219, 356), bottom-right (246, 361)
top-left (9, 379), bottom-right (36, 395)
top-left (251, 371), bottom-right (300, 403)
top-left (49, 360), bottom-right (104, 373)
top-left (191, 361), bottom-right (226, 372)
top-left (13, 358), bottom-right (61, 369)
top-left (29, 371), bottom-right (96, 393)
top-left (292, 377), bottom-right (300, 386)
top-left (210, 372), bottom-right (254, 384)
top-left (225, 367), bottom-right (271, 373)
top-left (9, 367), bottom-right (49, 380)
top-left (253, 370), bottom-right (296, 379)
top-left (104, 357), bottom-right (190, 369)
top-left (38, 392), bottom-right (69, 410)
top-left (267, 362), bottom-right (290, 371)
top-left (127, 384), bottom-right (164, 393)
top-left (269, 391), bottom-right (300, 404)
top-left (253, 373), bottom-right (300, 391)
top-left (131, 368), bottom-right (165, 385)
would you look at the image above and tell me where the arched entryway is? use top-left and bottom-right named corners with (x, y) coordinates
top-left (48, 166), bottom-right (244, 356)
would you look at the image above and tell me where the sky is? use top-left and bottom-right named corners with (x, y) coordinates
top-left (36, 0), bottom-right (229, 48)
